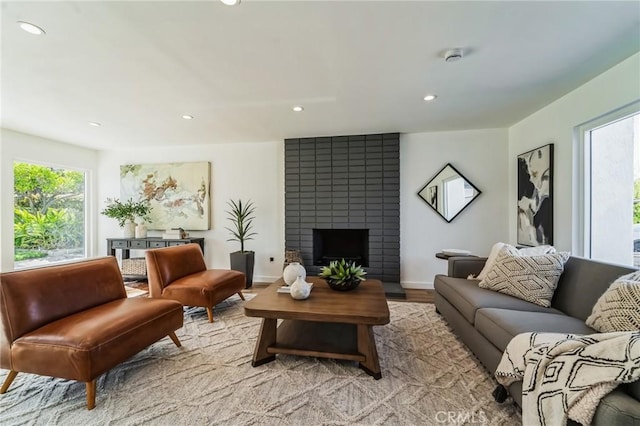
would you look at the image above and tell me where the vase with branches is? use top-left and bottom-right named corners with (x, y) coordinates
top-left (226, 199), bottom-right (257, 288)
top-left (101, 198), bottom-right (152, 238)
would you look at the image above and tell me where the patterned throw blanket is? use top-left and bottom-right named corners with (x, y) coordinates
top-left (495, 332), bottom-right (640, 426)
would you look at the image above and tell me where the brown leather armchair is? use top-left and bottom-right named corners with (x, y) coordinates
top-left (0, 257), bottom-right (184, 409)
top-left (145, 243), bottom-right (246, 322)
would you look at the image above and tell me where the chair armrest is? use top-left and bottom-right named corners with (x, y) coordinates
top-left (448, 257), bottom-right (488, 278)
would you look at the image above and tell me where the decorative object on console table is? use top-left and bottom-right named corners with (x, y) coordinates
top-left (417, 163), bottom-right (481, 223)
top-left (100, 198), bottom-right (152, 238)
top-left (120, 161), bottom-right (211, 231)
top-left (517, 143), bottom-right (553, 246)
top-left (319, 259), bottom-right (367, 291)
top-left (162, 228), bottom-right (186, 239)
top-left (134, 217), bottom-right (147, 239)
top-left (283, 262), bottom-right (306, 286)
top-left (226, 199), bottom-right (257, 288)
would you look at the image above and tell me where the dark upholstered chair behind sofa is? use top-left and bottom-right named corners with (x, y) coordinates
top-left (0, 257), bottom-right (184, 409)
top-left (145, 243), bottom-right (246, 323)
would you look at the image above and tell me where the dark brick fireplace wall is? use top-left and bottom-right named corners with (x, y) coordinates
top-left (284, 133), bottom-right (400, 284)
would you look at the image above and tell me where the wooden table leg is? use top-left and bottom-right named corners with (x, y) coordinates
top-left (357, 324), bottom-right (382, 379)
top-left (252, 318), bottom-right (277, 367)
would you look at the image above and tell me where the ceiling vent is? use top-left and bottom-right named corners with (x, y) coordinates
top-left (444, 49), bottom-right (463, 63)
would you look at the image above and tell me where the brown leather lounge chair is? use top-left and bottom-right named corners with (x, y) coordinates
top-left (145, 243), bottom-right (246, 322)
top-left (0, 257), bottom-right (184, 409)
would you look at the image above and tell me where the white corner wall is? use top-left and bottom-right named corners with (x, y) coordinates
top-left (508, 52), bottom-right (640, 252)
top-left (400, 129), bottom-right (510, 289)
top-left (97, 141), bottom-right (285, 282)
top-left (0, 129), bottom-right (100, 272)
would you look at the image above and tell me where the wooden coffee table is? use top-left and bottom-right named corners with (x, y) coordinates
top-left (244, 277), bottom-right (390, 379)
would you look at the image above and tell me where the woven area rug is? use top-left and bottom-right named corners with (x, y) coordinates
top-left (0, 296), bottom-right (521, 425)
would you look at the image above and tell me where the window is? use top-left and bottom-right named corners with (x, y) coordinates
top-left (13, 161), bottom-right (87, 269)
top-left (577, 101), bottom-right (640, 266)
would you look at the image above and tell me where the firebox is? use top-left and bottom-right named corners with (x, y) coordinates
top-left (312, 229), bottom-right (369, 266)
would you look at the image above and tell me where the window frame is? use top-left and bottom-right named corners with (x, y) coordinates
top-left (574, 99), bottom-right (640, 258)
top-left (12, 158), bottom-right (91, 270)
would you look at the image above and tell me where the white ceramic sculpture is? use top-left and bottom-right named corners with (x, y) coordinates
top-left (283, 262), bottom-right (306, 286)
top-left (290, 275), bottom-right (311, 300)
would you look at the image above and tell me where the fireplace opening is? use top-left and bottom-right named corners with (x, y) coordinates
top-left (312, 229), bottom-right (369, 266)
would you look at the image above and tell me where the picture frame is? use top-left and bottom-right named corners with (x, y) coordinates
top-left (120, 161), bottom-right (211, 230)
top-left (517, 144), bottom-right (553, 246)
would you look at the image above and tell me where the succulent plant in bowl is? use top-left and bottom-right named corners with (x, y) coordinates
top-left (319, 259), bottom-right (367, 291)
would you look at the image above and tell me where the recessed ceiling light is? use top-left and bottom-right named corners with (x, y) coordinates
top-left (89, 122), bottom-right (102, 127)
top-left (444, 48), bottom-right (464, 63)
top-left (182, 115), bottom-right (194, 120)
top-left (423, 95), bottom-right (437, 101)
top-left (17, 21), bottom-right (45, 36)
top-left (292, 106), bottom-right (304, 112)
top-left (220, 0), bottom-right (241, 5)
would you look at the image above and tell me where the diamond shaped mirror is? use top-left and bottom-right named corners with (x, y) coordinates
top-left (417, 163), bottom-right (481, 222)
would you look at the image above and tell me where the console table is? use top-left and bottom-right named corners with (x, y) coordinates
top-left (106, 237), bottom-right (205, 279)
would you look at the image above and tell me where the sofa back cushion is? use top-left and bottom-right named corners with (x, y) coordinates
top-left (552, 256), bottom-right (636, 320)
top-left (145, 243), bottom-right (207, 297)
top-left (0, 257), bottom-right (126, 344)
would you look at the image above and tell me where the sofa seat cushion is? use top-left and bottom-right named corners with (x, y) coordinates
top-left (475, 308), bottom-right (596, 352)
top-left (11, 297), bottom-right (183, 381)
top-left (435, 275), bottom-right (561, 324)
top-left (162, 269), bottom-right (245, 307)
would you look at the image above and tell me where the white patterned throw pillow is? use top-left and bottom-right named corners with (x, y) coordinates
top-left (586, 271), bottom-right (640, 332)
top-left (479, 245), bottom-right (570, 307)
top-left (476, 243), bottom-right (556, 280)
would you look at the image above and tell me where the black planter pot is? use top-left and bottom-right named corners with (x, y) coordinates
top-left (230, 251), bottom-right (255, 288)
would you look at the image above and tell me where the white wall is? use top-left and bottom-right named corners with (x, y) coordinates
top-left (97, 141), bottom-right (285, 282)
top-left (508, 52), bottom-right (640, 252)
top-left (0, 129), bottom-right (99, 272)
top-left (400, 129), bottom-right (510, 289)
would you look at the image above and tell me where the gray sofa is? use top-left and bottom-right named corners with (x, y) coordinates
top-left (434, 255), bottom-right (640, 425)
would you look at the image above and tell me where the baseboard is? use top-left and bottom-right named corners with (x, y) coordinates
top-left (254, 275), bottom-right (280, 284)
top-left (401, 281), bottom-right (434, 290)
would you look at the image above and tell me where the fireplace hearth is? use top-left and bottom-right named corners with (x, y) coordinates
top-left (313, 229), bottom-right (369, 266)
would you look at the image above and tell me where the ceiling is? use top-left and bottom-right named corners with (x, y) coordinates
top-left (1, 1), bottom-right (639, 151)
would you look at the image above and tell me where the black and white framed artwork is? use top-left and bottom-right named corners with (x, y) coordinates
top-left (517, 144), bottom-right (553, 246)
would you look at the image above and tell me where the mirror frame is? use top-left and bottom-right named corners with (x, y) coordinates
top-left (417, 163), bottom-right (482, 223)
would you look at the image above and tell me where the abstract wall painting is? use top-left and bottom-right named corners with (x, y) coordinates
top-left (120, 162), bottom-right (211, 230)
top-left (517, 144), bottom-right (553, 246)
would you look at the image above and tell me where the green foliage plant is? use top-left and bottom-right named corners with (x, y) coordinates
top-left (225, 199), bottom-right (257, 253)
top-left (14, 162), bottom-right (84, 214)
top-left (14, 207), bottom-right (83, 250)
top-left (100, 198), bottom-right (151, 227)
top-left (15, 249), bottom-right (48, 261)
top-left (319, 259), bottom-right (367, 285)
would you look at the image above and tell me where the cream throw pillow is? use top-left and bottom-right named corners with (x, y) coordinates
top-left (476, 243), bottom-right (556, 280)
top-left (586, 271), bottom-right (640, 332)
top-left (479, 245), bottom-right (570, 307)
top-left (476, 242), bottom-right (506, 281)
